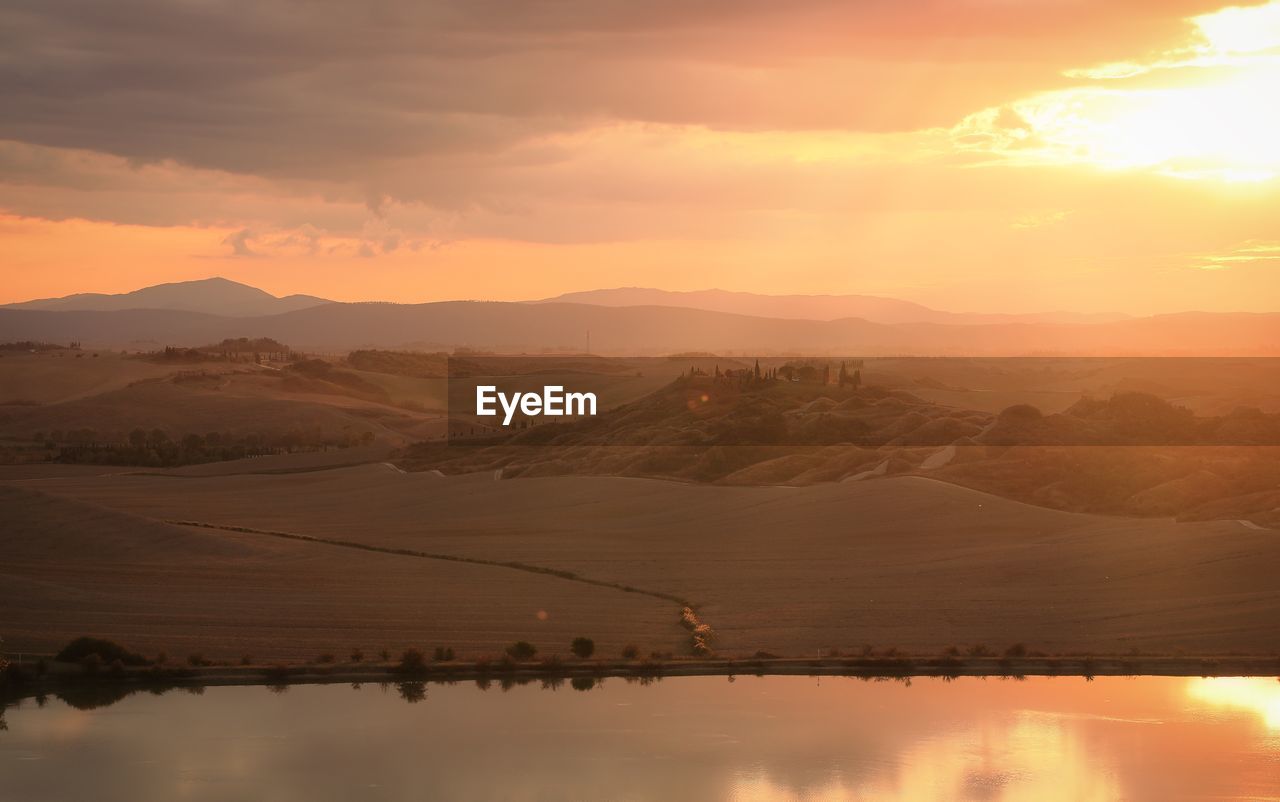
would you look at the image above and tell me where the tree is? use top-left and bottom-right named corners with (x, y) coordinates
top-left (506, 641), bottom-right (537, 661)
top-left (399, 649), bottom-right (427, 673)
top-left (570, 637), bottom-right (595, 659)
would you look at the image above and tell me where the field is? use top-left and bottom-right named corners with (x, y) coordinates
top-left (0, 479), bottom-right (679, 661)
top-left (2, 351), bottom-right (1279, 664)
top-left (5, 463), bottom-right (1279, 661)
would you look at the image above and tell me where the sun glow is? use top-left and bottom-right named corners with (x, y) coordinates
top-left (1186, 677), bottom-right (1280, 729)
top-left (958, 1), bottom-right (1280, 182)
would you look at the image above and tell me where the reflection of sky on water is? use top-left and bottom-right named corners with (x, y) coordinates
top-left (1186, 677), bottom-right (1280, 730)
top-left (1, 676), bottom-right (1277, 801)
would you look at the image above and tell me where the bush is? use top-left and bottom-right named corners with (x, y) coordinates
top-left (571, 637), bottom-right (595, 660)
top-left (315, 653), bottom-right (336, 664)
top-left (1004, 643), bottom-right (1028, 658)
top-left (55, 637), bottom-right (149, 666)
top-left (399, 649), bottom-right (427, 673)
top-left (433, 647), bottom-right (455, 662)
top-left (621, 644), bottom-right (641, 660)
top-left (539, 655), bottom-right (564, 672)
top-left (506, 641), bottom-right (537, 661)
top-left (187, 653), bottom-right (210, 667)
top-left (350, 649), bottom-right (364, 663)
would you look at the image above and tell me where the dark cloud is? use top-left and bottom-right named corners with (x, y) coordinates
top-left (0, 0), bottom-right (1239, 187)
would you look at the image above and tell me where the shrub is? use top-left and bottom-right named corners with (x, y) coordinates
top-left (621, 644), bottom-right (640, 660)
top-left (379, 650), bottom-right (391, 662)
top-left (571, 637), bottom-right (595, 660)
top-left (315, 653), bottom-right (336, 664)
top-left (350, 649), bottom-right (364, 663)
top-left (1004, 643), bottom-right (1028, 658)
top-left (241, 655), bottom-right (252, 666)
top-left (55, 637), bottom-right (149, 666)
top-left (433, 647), bottom-right (455, 662)
top-left (187, 653), bottom-right (209, 667)
top-left (967, 644), bottom-right (992, 657)
top-left (398, 649), bottom-right (426, 673)
top-left (539, 655), bottom-right (564, 672)
top-left (506, 641), bottom-right (537, 661)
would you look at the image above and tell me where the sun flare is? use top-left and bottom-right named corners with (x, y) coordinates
top-left (962, 1), bottom-right (1280, 182)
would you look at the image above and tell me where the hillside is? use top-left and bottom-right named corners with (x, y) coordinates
top-left (410, 376), bottom-right (1280, 526)
top-left (12, 467), bottom-right (1280, 657)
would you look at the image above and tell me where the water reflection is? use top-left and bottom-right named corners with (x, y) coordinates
top-left (2, 676), bottom-right (1278, 801)
top-left (1186, 676), bottom-right (1280, 729)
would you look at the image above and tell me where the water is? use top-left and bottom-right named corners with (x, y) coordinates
top-left (2, 675), bottom-right (1278, 801)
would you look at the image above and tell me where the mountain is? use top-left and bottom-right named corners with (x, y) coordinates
top-left (2, 302), bottom-right (1276, 355)
top-left (534, 287), bottom-right (1129, 325)
top-left (2, 277), bottom-right (331, 317)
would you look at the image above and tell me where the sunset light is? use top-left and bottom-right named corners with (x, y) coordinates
top-left (3, 2), bottom-right (1280, 798)
top-left (961, 1), bottom-right (1280, 181)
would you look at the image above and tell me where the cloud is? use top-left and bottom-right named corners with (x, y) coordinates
top-left (221, 227), bottom-right (260, 257)
top-left (1195, 240), bottom-right (1280, 269)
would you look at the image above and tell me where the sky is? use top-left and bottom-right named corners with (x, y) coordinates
top-left (2, 0), bottom-right (1280, 314)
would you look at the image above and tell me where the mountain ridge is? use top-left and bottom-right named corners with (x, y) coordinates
top-left (533, 287), bottom-right (1131, 325)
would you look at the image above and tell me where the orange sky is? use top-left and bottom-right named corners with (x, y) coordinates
top-left (2, 0), bottom-right (1279, 314)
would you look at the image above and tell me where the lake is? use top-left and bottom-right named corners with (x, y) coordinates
top-left (2, 675), bottom-right (1278, 801)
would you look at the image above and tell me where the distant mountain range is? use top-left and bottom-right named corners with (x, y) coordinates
top-left (2, 277), bottom-right (330, 317)
top-left (1, 277), bottom-right (1276, 354)
top-left (535, 287), bottom-right (1130, 325)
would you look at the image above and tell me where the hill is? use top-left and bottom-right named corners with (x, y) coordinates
top-left (3, 277), bottom-right (330, 317)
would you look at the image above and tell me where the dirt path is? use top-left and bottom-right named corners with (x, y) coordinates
top-left (169, 518), bottom-right (694, 611)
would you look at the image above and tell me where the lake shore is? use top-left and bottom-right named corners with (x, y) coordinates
top-left (6, 653), bottom-right (1280, 701)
